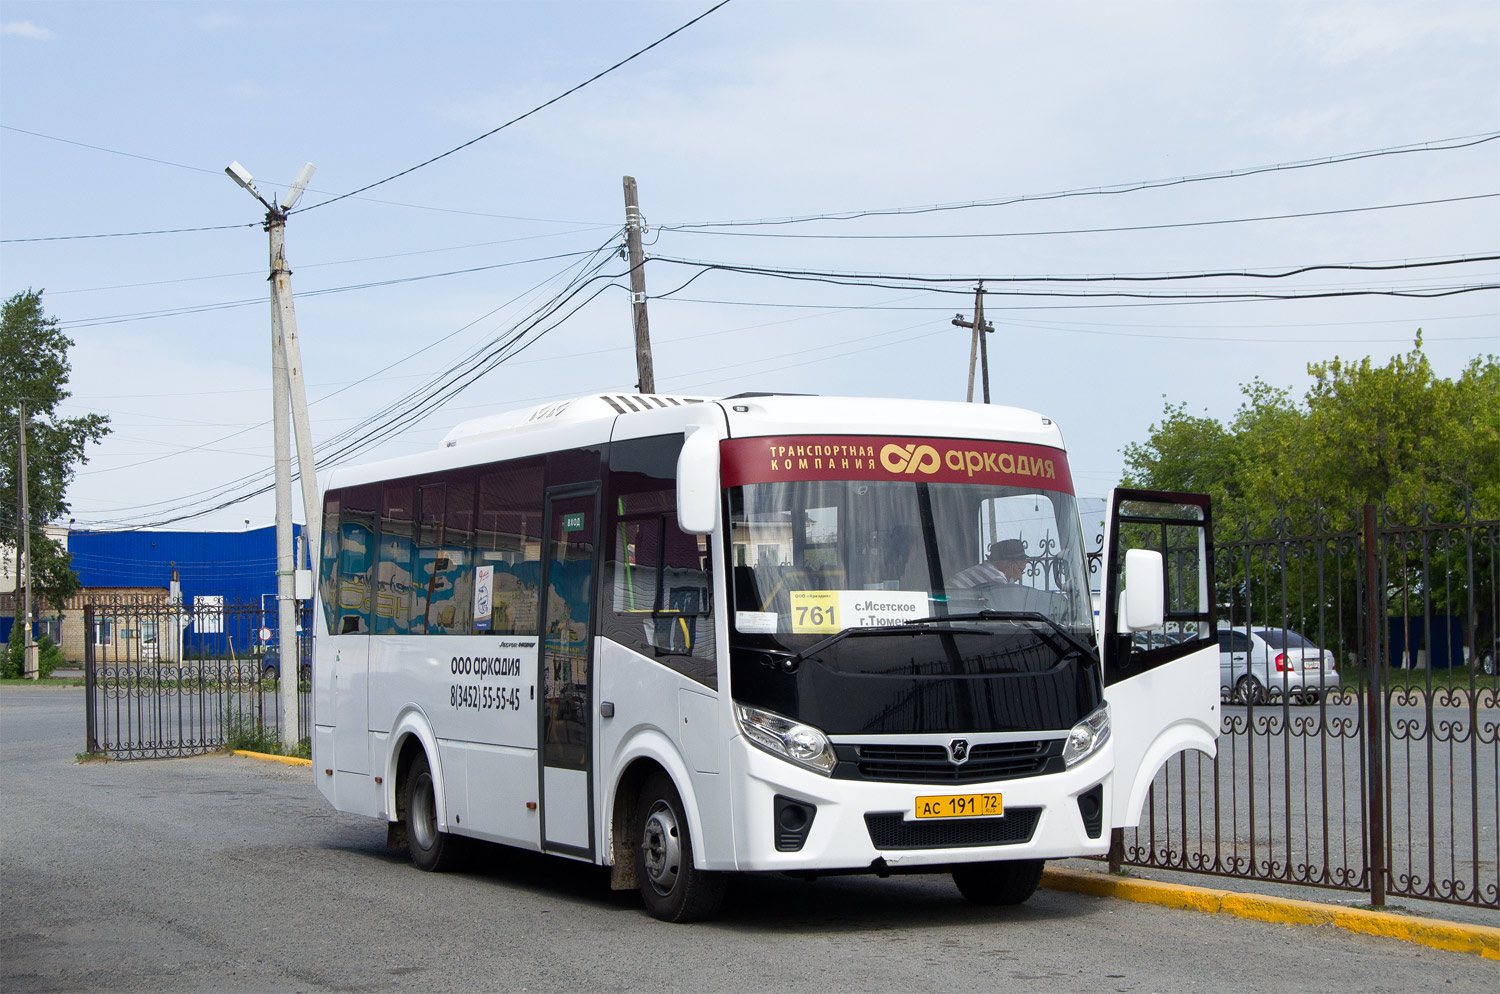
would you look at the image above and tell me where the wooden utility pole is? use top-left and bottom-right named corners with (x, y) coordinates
top-left (18, 402), bottom-right (36, 678)
top-left (622, 175), bottom-right (656, 394)
top-left (951, 283), bottom-right (994, 403)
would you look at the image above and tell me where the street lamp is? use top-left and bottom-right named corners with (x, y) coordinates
top-left (226, 158), bottom-right (320, 752)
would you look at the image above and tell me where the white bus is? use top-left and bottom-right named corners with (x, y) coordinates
top-left (313, 393), bottom-right (1218, 921)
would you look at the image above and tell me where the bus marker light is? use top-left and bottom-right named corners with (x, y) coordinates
top-left (527, 802), bottom-right (537, 810)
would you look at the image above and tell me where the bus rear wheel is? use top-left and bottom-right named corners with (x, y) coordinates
top-left (635, 772), bottom-right (725, 922)
top-left (952, 858), bottom-right (1045, 906)
top-left (405, 752), bottom-right (465, 872)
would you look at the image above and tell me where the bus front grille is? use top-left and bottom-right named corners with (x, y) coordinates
top-left (839, 741), bottom-right (1060, 784)
top-left (863, 808), bottom-right (1041, 850)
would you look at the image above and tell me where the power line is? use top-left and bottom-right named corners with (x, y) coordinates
top-left (294, 1), bottom-right (736, 214)
top-left (648, 253), bottom-right (1500, 297)
top-left (55, 244), bottom-right (617, 330)
top-left (0, 123), bottom-right (611, 230)
top-left (661, 131), bottom-right (1500, 230)
top-left (72, 240), bottom-right (629, 527)
top-left (45, 226), bottom-right (618, 296)
top-left (658, 192), bottom-right (1499, 240)
top-left (2, 222), bottom-right (258, 243)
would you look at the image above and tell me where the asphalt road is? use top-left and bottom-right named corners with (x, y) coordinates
top-left (3, 686), bottom-right (1496, 994)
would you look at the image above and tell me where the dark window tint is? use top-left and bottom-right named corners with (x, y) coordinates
top-left (331, 484), bottom-right (379, 635)
top-left (474, 459), bottom-right (544, 635)
top-left (1255, 629), bottom-right (1314, 650)
top-left (601, 435), bottom-right (716, 688)
top-left (320, 493), bottom-right (341, 635)
top-left (1219, 630), bottom-right (1251, 653)
top-left (411, 482), bottom-right (474, 635)
top-left (375, 481), bottom-right (416, 634)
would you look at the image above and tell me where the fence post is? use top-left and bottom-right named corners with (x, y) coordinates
top-left (83, 605), bottom-right (97, 755)
top-left (1107, 827), bottom-right (1124, 873)
top-left (1362, 504), bottom-right (1386, 906)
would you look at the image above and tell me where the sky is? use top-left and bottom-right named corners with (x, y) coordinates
top-left (2, 0), bottom-right (1496, 534)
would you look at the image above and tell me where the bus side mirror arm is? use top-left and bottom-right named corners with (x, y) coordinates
top-left (676, 428), bottom-right (720, 536)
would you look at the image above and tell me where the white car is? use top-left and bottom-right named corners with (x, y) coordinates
top-left (1218, 627), bottom-right (1342, 705)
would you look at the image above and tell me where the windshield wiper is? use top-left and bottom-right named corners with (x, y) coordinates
top-left (905, 610), bottom-right (1096, 660)
top-left (736, 623), bottom-right (988, 673)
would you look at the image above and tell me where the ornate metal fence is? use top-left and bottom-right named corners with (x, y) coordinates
top-left (83, 601), bottom-right (311, 760)
top-left (1115, 502), bottom-right (1498, 909)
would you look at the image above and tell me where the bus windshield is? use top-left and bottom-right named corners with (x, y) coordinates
top-left (727, 478), bottom-right (1093, 642)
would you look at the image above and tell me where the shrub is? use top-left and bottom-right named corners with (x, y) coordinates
top-left (3, 635), bottom-right (64, 679)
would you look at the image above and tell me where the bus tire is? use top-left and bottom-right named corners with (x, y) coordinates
top-left (404, 752), bottom-right (465, 872)
top-left (952, 858), bottom-right (1044, 906)
top-left (635, 772), bottom-right (725, 922)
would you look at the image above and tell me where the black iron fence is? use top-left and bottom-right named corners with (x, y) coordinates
top-left (83, 601), bottom-right (311, 760)
top-left (1113, 501), bottom-right (1498, 910)
top-left (79, 504), bottom-right (1496, 909)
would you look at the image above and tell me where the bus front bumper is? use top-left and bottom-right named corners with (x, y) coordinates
top-left (726, 735), bottom-right (1114, 873)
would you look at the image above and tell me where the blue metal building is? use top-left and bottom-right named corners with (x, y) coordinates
top-left (67, 524), bottom-right (304, 607)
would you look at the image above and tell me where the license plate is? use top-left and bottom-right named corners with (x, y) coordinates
top-left (914, 792), bottom-right (1004, 820)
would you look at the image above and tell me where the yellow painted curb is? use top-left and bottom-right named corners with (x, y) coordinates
top-left (1041, 867), bottom-right (1500, 961)
top-left (232, 749), bottom-right (312, 767)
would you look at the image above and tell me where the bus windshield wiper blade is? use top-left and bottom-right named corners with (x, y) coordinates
top-left (745, 623), bottom-right (989, 673)
top-left (905, 611), bottom-right (1096, 660)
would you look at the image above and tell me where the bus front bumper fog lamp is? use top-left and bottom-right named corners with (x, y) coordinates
top-left (734, 702), bottom-right (837, 776)
top-left (1062, 703), bottom-right (1111, 768)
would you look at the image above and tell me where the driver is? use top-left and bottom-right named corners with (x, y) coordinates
top-left (950, 538), bottom-right (1028, 590)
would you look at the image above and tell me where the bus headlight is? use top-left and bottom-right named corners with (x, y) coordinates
top-left (1063, 703), bottom-right (1111, 768)
top-left (734, 702), bottom-right (837, 776)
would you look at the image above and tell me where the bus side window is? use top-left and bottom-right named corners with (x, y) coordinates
top-left (474, 458), bottom-right (544, 635)
top-left (375, 480), bottom-right (416, 635)
top-left (336, 484), bottom-right (379, 636)
top-left (320, 493), bottom-right (341, 635)
top-left (602, 434), bottom-right (716, 687)
top-left (429, 473), bottom-right (475, 635)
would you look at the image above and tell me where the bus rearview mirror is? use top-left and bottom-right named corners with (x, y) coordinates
top-left (1121, 548), bottom-right (1165, 631)
top-left (676, 429), bottom-right (720, 535)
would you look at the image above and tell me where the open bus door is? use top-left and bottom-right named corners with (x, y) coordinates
top-left (1100, 489), bottom-right (1220, 828)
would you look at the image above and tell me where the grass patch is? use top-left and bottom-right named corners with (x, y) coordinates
top-left (1380, 667), bottom-right (1492, 691)
top-left (75, 751), bottom-right (109, 763)
top-left (0, 676), bottom-right (86, 688)
top-left (223, 708), bottom-right (310, 758)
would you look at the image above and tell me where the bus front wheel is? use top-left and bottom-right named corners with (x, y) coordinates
top-left (404, 752), bottom-right (465, 872)
top-left (952, 858), bottom-right (1044, 906)
top-left (635, 772), bottom-right (725, 922)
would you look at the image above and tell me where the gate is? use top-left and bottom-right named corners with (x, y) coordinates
top-left (1110, 501), bottom-right (1498, 910)
top-left (83, 601), bottom-right (311, 760)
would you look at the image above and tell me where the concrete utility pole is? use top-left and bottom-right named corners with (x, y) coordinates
top-left (18, 402), bottom-right (37, 679)
top-left (226, 160), bottom-right (319, 752)
top-left (622, 176), bottom-right (656, 394)
top-left (952, 283), bottom-right (994, 403)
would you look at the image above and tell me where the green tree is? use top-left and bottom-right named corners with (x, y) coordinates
top-left (1124, 336), bottom-right (1499, 530)
top-left (1, 289), bottom-right (111, 626)
top-left (1123, 337), bottom-right (1498, 654)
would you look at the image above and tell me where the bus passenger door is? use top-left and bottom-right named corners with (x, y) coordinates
top-left (1100, 489), bottom-right (1219, 828)
top-left (536, 485), bottom-right (600, 858)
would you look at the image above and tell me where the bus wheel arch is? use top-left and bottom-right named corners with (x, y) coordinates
top-left (608, 758), bottom-right (666, 891)
top-left (606, 739), bottom-right (709, 891)
top-left (403, 749), bottom-right (465, 871)
top-left (634, 770), bottom-right (725, 922)
top-left (390, 732), bottom-right (429, 837)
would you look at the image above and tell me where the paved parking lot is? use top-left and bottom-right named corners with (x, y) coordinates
top-left (4, 687), bottom-right (1496, 992)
